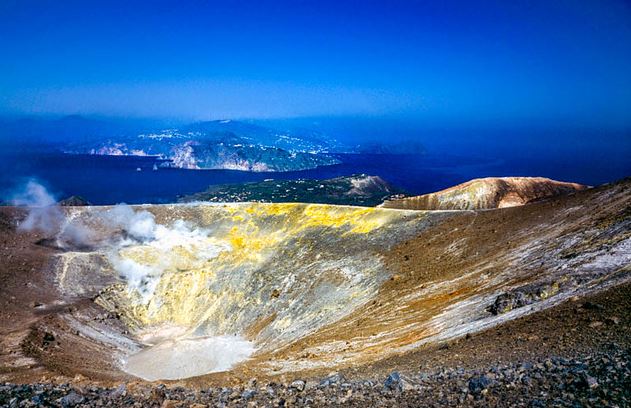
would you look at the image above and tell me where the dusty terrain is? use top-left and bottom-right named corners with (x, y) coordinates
top-left (0, 178), bottom-right (629, 407)
top-left (380, 176), bottom-right (587, 210)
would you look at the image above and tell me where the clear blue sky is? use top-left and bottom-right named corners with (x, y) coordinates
top-left (1, 0), bottom-right (630, 127)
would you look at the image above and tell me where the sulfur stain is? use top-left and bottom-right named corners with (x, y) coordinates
top-left (95, 202), bottom-right (427, 361)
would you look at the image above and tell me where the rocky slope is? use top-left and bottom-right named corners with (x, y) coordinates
top-left (380, 176), bottom-right (587, 210)
top-left (0, 178), bottom-right (629, 407)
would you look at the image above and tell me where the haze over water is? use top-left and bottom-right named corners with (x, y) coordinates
top-left (0, 1), bottom-right (629, 202)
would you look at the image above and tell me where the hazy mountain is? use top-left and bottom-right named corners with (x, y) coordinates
top-left (64, 119), bottom-right (341, 172)
top-left (0, 116), bottom-right (341, 172)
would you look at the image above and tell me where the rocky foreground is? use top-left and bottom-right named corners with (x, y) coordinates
top-left (1, 347), bottom-right (629, 407)
top-left (2, 280), bottom-right (630, 407)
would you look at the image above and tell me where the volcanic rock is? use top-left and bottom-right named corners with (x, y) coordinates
top-left (468, 375), bottom-right (491, 395)
top-left (488, 281), bottom-right (562, 315)
top-left (290, 380), bottom-right (306, 391)
top-left (60, 391), bottom-right (84, 407)
top-left (383, 371), bottom-right (413, 392)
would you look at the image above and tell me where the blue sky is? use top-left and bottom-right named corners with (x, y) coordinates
top-left (1, 0), bottom-right (630, 127)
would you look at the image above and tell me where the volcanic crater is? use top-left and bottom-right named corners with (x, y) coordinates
top-left (1, 179), bottom-right (630, 397)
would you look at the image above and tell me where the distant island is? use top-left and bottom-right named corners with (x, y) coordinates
top-left (179, 174), bottom-right (405, 206)
top-left (62, 119), bottom-right (341, 172)
top-left (0, 115), bottom-right (433, 174)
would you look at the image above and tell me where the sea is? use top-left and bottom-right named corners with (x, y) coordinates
top-left (0, 150), bottom-right (629, 205)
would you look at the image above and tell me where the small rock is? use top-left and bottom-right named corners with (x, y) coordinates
top-left (606, 316), bottom-right (621, 325)
top-left (383, 371), bottom-right (409, 392)
top-left (489, 291), bottom-right (524, 314)
top-left (583, 374), bottom-right (599, 389)
top-left (161, 400), bottom-right (180, 408)
top-left (290, 380), bottom-right (306, 392)
top-left (320, 373), bottom-right (344, 387)
top-left (582, 302), bottom-right (604, 311)
top-left (42, 332), bottom-right (55, 347)
top-left (151, 385), bottom-right (166, 402)
top-left (109, 383), bottom-right (127, 398)
top-left (468, 375), bottom-right (491, 395)
top-left (73, 374), bottom-right (86, 382)
top-left (589, 321), bottom-right (604, 328)
top-left (241, 389), bottom-right (256, 400)
top-left (60, 391), bottom-right (84, 407)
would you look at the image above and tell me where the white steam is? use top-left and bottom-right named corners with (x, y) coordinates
top-left (99, 205), bottom-right (230, 301)
top-left (10, 180), bottom-right (63, 234)
top-left (57, 217), bottom-right (96, 249)
top-left (9, 181), bottom-right (250, 380)
top-left (8, 181), bottom-right (228, 301)
top-left (102, 205), bottom-right (159, 242)
top-left (9, 180), bottom-right (95, 248)
top-left (98, 206), bottom-right (247, 379)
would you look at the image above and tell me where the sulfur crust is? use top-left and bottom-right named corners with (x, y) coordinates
top-left (109, 203), bottom-right (415, 336)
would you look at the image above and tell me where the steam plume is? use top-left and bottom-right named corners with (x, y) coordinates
top-left (7, 180), bottom-right (224, 300)
top-left (10, 180), bottom-right (64, 235)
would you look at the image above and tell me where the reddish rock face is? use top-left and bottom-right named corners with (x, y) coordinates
top-left (380, 177), bottom-right (588, 210)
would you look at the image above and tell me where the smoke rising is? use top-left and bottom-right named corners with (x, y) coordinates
top-left (8, 180), bottom-right (96, 248)
top-left (7, 181), bottom-right (252, 378)
top-left (8, 180), bottom-right (228, 303)
top-left (10, 179), bottom-right (64, 235)
top-left (100, 205), bottom-right (229, 299)
top-left (102, 204), bottom-right (159, 242)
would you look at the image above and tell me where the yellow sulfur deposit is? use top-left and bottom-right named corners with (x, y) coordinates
top-left (95, 203), bottom-right (426, 348)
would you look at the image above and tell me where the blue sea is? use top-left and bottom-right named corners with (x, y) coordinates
top-left (0, 150), bottom-right (629, 205)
